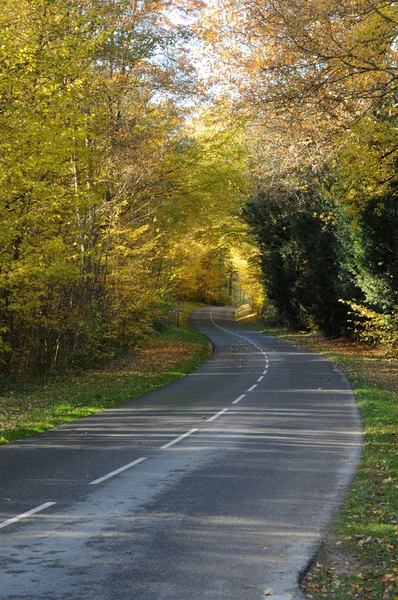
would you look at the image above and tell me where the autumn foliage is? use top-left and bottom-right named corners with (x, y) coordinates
top-left (198, 0), bottom-right (398, 344)
top-left (1, 0), bottom-right (397, 379)
top-left (0, 0), bottom-right (261, 378)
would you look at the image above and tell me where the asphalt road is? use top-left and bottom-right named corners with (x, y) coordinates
top-left (0, 306), bottom-right (362, 600)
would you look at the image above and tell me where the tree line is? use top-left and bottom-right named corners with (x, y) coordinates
top-left (199, 0), bottom-right (398, 348)
top-left (2, 0), bottom-right (397, 381)
top-left (0, 0), bottom-right (262, 379)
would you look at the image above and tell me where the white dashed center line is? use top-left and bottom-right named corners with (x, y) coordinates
top-left (161, 429), bottom-right (198, 450)
top-left (87, 311), bottom-right (268, 495)
top-left (0, 502), bottom-right (56, 530)
top-left (232, 394), bottom-right (246, 405)
top-left (89, 457), bottom-right (147, 485)
top-left (207, 408), bottom-right (229, 422)
top-left (4, 310), bottom-right (271, 533)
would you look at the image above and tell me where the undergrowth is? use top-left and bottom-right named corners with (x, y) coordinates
top-left (0, 310), bottom-right (210, 444)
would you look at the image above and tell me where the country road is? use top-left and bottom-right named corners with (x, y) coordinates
top-left (0, 306), bottom-right (362, 600)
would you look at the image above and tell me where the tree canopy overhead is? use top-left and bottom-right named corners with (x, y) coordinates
top-left (1, 0), bottom-right (397, 378)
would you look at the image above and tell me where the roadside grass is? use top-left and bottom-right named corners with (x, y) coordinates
top-left (236, 311), bottom-right (398, 600)
top-left (0, 308), bottom-right (210, 445)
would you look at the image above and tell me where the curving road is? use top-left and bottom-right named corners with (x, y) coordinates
top-left (0, 307), bottom-right (362, 600)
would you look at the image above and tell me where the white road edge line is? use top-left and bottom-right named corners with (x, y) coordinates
top-left (247, 384), bottom-right (257, 392)
top-left (207, 408), bottom-right (229, 422)
top-left (232, 394), bottom-right (246, 405)
top-left (161, 429), bottom-right (198, 450)
top-left (89, 457), bottom-right (147, 485)
top-left (257, 376), bottom-right (264, 382)
top-left (0, 502), bottom-right (56, 530)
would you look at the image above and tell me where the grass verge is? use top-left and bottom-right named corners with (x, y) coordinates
top-left (235, 311), bottom-right (398, 600)
top-left (0, 315), bottom-right (210, 445)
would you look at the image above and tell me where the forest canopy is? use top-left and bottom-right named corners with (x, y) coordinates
top-left (1, 0), bottom-right (397, 378)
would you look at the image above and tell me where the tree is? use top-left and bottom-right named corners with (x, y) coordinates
top-left (199, 0), bottom-right (398, 120)
top-left (243, 174), bottom-right (358, 334)
top-left (0, 0), bottom-right (204, 376)
top-left (197, 0), bottom-right (398, 346)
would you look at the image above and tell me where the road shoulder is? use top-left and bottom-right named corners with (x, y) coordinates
top-left (235, 312), bottom-right (397, 600)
